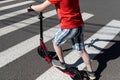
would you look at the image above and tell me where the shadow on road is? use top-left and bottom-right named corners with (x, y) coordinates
top-left (92, 39), bottom-right (120, 80)
top-left (64, 39), bottom-right (120, 80)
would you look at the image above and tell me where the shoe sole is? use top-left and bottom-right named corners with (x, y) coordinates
top-left (52, 62), bottom-right (66, 70)
top-left (88, 76), bottom-right (96, 80)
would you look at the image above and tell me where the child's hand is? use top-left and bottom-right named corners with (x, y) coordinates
top-left (27, 5), bottom-right (34, 12)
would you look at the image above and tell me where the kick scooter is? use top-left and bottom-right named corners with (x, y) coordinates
top-left (27, 7), bottom-right (90, 80)
top-left (28, 6), bottom-right (57, 62)
top-left (37, 12), bottom-right (57, 62)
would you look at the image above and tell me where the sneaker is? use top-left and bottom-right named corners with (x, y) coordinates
top-left (52, 59), bottom-right (66, 70)
top-left (86, 71), bottom-right (96, 80)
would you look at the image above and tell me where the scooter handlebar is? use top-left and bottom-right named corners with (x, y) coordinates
top-left (27, 5), bottom-right (34, 12)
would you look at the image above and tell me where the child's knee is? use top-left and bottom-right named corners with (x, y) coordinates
top-left (78, 50), bottom-right (86, 55)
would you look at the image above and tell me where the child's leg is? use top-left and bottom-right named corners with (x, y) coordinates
top-left (53, 42), bottom-right (64, 63)
top-left (79, 50), bottom-right (96, 79)
top-left (72, 26), bottom-right (96, 79)
top-left (78, 50), bottom-right (93, 72)
top-left (52, 28), bottom-right (78, 69)
top-left (72, 27), bottom-right (93, 71)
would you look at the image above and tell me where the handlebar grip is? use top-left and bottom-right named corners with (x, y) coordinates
top-left (27, 5), bottom-right (34, 12)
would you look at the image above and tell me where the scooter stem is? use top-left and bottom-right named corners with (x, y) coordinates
top-left (39, 12), bottom-right (44, 40)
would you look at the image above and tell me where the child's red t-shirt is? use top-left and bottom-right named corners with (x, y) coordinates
top-left (48, 0), bottom-right (84, 29)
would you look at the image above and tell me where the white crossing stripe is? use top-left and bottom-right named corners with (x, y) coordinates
top-left (0, 1), bottom-right (35, 11)
top-left (0, 9), bottom-right (27, 20)
top-left (36, 20), bottom-right (120, 80)
top-left (0, 12), bottom-right (94, 68)
top-left (0, 10), bottom-right (56, 37)
top-left (0, 0), bottom-right (15, 4)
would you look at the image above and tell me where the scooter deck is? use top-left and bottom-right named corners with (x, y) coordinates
top-left (56, 67), bottom-right (89, 80)
top-left (37, 46), bottom-right (58, 62)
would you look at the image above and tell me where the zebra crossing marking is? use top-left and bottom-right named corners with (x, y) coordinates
top-left (0, 9), bottom-right (27, 20)
top-left (0, 12), bottom-right (94, 68)
top-left (36, 20), bottom-right (120, 80)
top-left (0, 0), bottom-right (15, 4)
top-left (0, 1), bottom-right (35, 11)
top-left (0, 9), bottom-right (56, 37)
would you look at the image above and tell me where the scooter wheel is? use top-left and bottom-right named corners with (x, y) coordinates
top-left (37, 46), bottom-right (46, 58)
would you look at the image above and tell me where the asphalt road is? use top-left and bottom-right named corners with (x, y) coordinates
top-left (0, 0), bottom-right (120, 80)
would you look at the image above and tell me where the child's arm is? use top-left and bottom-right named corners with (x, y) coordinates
top-left (30, 0), bottom-right (52, 12)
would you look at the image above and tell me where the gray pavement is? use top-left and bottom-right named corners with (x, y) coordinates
top-left (0, 0), bottom-right (120, 80)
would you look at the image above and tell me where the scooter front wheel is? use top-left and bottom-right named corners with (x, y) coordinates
top-left (37, 46), bottom-right (52, 62)
top-left (37, 46), bottom-right (46, 58)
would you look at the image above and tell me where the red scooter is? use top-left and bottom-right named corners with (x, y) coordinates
top-left (37, 12), bottom-right (57, 62)
top-left (28, 7), bottom-right (56, 62)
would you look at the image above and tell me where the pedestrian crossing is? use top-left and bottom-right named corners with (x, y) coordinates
top-left (0, 9), bottom-right (27, 20)
top-left (0, 1), bottom-right (120, 80)
top-left (0, 9), bottom-right (56, 36)
top-left (0, 1), bottom-right (35, 11)
top-left (0, 0), bottom-right (15, 4)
